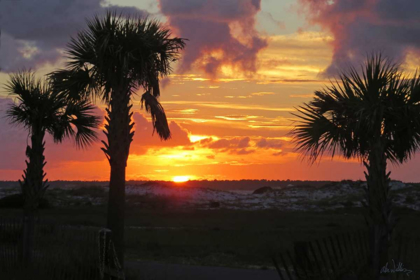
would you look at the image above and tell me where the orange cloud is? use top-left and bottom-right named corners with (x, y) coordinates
top-left (130, 112), bottom-right (192, 154)
top-left (251, 92), bottom-right (275, 96)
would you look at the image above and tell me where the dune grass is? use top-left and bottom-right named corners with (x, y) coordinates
top-left (1, 182), bottom-right (420, 270)
top-left (2, 202), bottom-right (420, 269)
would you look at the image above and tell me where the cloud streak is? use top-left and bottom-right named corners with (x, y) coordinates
top-left (193, 136), bottom-right (284, 157)
top-left (160, 101), bottom-right (296, 112)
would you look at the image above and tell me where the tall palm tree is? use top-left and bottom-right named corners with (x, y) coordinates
top-left (48, 11), bottom-right (186, 266)
top-left (6, 71), bottom-right (100, 266)
top-left (292, 54), bottom-right (420, 279)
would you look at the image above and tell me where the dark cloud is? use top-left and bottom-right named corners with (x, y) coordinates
top-left (0, 0), bottom-right (147, 72)
top-left (238, 137), bottom-right (251, 148)
top-left (199, 136), bottom-right (283, 154)
top-left (256, 138), bottom-right (282, 149)
top-left (299, 0), bottom-right (420, 76)
top-left (232, 149), bottom-right (255, 155)
top-left (158, 0), bottom-right (267, 78)
top-left (198, 136), bottom-right (284, 156)
top-left (197, 136), bottom-right (254, 156)
top-left (198, 137), bottom-right (213, 145)
top-left (207, 137), bottom-right (250, 149)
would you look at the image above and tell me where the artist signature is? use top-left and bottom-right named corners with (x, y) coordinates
top-left (380, 259), bottom-right (413, 276)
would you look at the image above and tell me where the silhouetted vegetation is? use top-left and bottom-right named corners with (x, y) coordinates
top-left (49, 11), bottom-right (186, 266)
top-left (0, 218), bottom-right (101, 279)
top-left (5, 71), bottom-right (99, 268)
top-left (292, 54), bottom-right (420, 279)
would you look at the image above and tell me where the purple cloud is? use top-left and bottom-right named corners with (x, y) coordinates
top-left (299, 0), bottom-right (420, 76)
top-left (0, 0), bottom-right (147, 72)
top-left (158, 0), bottom-right (268, 78)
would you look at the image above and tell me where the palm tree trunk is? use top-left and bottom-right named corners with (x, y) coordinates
top-left (104, 88), bottom-right (134, 270)
top-left (364, 145), bottom-right (395, 279)
top-left (19, 130), bottom-right (47, 268)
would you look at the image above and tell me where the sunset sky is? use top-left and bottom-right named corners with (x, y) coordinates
top-left (1, 0), bottom-right (420, 182)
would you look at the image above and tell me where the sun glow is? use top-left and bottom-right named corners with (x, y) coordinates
top-left (189, 134), bottom-right (219, 143)
top-left (172, 176), bottom-right (190, 183)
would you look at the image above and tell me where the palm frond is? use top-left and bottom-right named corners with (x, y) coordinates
top-left (5, 71), bottom-right (99, 148)
top-left (48, 11), bottom-right (186, 104)
top-left (409, 71), bottom-right (420, 104)
top-left (48, 66), bottom-right (107, 103)
top-left (292, 53), bottom-right (420, 164)
top-left (140, 91), bottom-right (170, 140)
top-left (49, 97), bottom-right (100, 149)
top-left (292, 103), bottom-right (347, 163)
top-left (5, 71), bottom-right (49, 130)
top-left (6, 104), bottom-right (32, 128)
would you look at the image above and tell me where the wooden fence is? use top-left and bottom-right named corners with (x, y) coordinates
top-left (387, 231), bottom-right (420, 280)
top-left (272, 230), bottom-right (420, 280)
top-left (3, 217), bottom-right (418, 280)
top-left (0, 218), bottom-right (123, 280)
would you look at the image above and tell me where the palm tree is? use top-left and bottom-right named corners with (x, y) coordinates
top-left (48, 11), bottom-right (186, 267)
top-left (292, 54), bottom-right (420, 279)
top-left (5, 71), bottom-right (100, 267)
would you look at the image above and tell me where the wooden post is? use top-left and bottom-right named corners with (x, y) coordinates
top-left (294, 241), bottom-right (313, 276)
top-left (99, 228), bottom-right (125, 280)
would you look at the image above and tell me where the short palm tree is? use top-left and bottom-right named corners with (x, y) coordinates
top-left (292, 54), bottom-right (420, 279)
top-left (6, 71), bottom-right (100, 266)
top-left (48, 11), bottom-right (186, 266)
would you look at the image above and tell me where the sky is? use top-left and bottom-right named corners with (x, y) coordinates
top-left (0, 0), bottom-right (420, 182)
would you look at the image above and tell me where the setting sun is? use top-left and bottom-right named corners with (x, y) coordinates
top-left (172, 176), bottom-right (190, 183)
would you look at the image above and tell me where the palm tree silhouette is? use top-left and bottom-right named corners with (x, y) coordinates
top-left (6, 71), bottom-right (100, 267)
top-left (49, 11), bottom-right (186, 266)
top-left (292, 54), bottom-right (420, 279)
